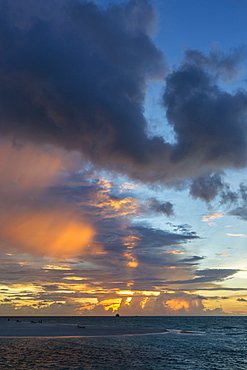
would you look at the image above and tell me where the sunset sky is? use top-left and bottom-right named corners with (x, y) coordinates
top-left (0, 0), bottom-right (247, 316)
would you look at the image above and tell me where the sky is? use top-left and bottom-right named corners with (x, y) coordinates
top-left (0, 0), bottom-right (247, 316)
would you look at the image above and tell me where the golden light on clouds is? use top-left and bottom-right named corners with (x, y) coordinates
top-left (199, 293), bottom-right (247, 315)
top-left (227, 233), bottom-right (247, 237)
top-left (110, 198), bottom-right (136, 212)
top-left (0, 0), bottom-right (247, 320)
top-left (96, 197), bottom-right (139, 217)
top-left (166, 299), bottom-right (190, 310)
top-left (0, 144), bottom-right (243, 316)
top-left (128, 261), bottom-right (138, 268)
top-left (42, 265), bottom-right (72, 270)
top-left (63, 276), bottom-right (87, 281)
top-left (201, 212), bottom-right (225, 223)
top-left (97, 178), bottom-right (112, 190)
top-left (165, 250), bottom-right (184, 255)
top-left (119, 182), bottom-right (139, 192)
top-left (123, 235), bottom-right (141, 249)
top-left (117, 291), bottom-right (134, 295)
top-left (125, 297), bottom-right (132, 305)
top-left (141, 291), bottom-right (160, 296)
top-left (83, 181), bottom-right (140, 219)
top-left (140, 297), bottom-right (149, 309)
top-left (74, 297), bottom-right (98, 304)
top-left (0, 283), bottom-right (42, 297)
top-left (1, 208), bottom-right (96, 258)
top-left (0, 141), bottom-right (97, 259)
top-left (100, 298), bottom-right (122, 312)
top-left (124, 252), bottom-right (139, 268)
top-left (116, 290), bottom-right (160, 297)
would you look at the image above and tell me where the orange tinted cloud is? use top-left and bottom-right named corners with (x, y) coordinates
top-left (123, 235), bottom-right (141, 249)
top-left (0, 141), bottom-right (96, 258)
top-left (201, 212), bottom-right (225, 223)
top-left (227, 233), bottom-right (247, 237)
top-left (117, 291), bottom-right (134, 295)
top-left (166, 299), bottom-right (190, 310)
top-left (0, 208), bottom-right (96, 258)
top-left (81, 182), bottom-right (140, 219)
top-left (0, 141), bottom-right (81, 193)
top-left (124, 252), bottom-right (139, 268)
top-left (140, 297), bottom-right (149, 309)
top-left (98, 298), bottom-right (122, 312)
top-left (165, 250), bottom-right (184, 255)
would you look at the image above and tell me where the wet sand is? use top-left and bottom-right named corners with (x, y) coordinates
top-left (0, 321), bottom-right (168, 337)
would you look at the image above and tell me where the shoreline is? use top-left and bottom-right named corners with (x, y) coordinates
top-left (0, 321), bottom-right (168, 337)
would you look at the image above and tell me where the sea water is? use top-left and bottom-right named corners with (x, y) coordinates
top-left (0, 316), bottom-right (246, 369)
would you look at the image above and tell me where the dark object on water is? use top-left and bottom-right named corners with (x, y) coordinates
top-left (115, 313), bottom-right (120, 317)
top-left (38, 320), bottom-right (42, 323)
top-left (16, 320), bottom-right (21, 323)
top-left (30, 321), bottom-right (37, 324)
top-left (77, 325), bottom-right (85, 329)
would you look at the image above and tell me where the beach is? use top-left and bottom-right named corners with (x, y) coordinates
top-left (0, 320), bottom-right (168, 337)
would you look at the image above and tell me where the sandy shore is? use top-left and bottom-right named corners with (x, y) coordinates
top-left (0, 321), bottom-right (168, 337)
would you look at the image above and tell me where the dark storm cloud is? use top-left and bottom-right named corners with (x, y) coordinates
top-left (190, 173), bottom-right (225, 202)
top-left (228, 206), bottom-right (247, 220)
top-left (171, 224), bottom-right (197, 235)
top-left (132, 253), bottom-right (202, 272)
top-left (226, 182), bottom-right (247, 218)
top-left (127, 225), bottom-right (198, 249)
top-left (184, 47), bottom-right (246, 81)
top-left (198, 287), bottom-right (247, 291)
top-left (195, 295), bottom-right (229, 300)
top-left (166, 268), bottom-right (238, 285)
top-left (0, 0), bottom-right (168, 174)
top-left (0, 0), bottom-right (246, 185)
top-left (164, 61), bottom-right (247, 172)
top-left (147, 197), bottom-right (174, 216)
top-left (239, 182), bottom-right (247, 202)
top-left (163, 46), bottom-right (247, 192)
top-left (178, 255), bottom-right (204, 265)
top-left (190, 172), bottom-right (239, 203)
top-left (195, 268), bottom-right (238, 282)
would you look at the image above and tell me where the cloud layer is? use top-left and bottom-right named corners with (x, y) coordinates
top-left (0, 0), bottom-right (246, 185)
top-left (0, 0), bottom-right (246, 316)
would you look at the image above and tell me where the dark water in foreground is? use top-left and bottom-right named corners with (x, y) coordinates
top-left (0, 316), bottom-right (247, 369)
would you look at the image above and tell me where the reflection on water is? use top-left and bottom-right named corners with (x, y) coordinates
top-left (0, 316), bottom-right (247, 369)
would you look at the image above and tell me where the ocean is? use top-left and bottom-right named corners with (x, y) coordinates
top-left (0, 316), bottom-right (246, 369)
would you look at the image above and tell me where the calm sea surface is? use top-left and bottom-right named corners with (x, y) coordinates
top-left (0, 316), bottom-right (246, 369)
